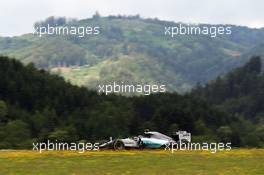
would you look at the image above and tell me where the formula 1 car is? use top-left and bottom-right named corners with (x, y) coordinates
top-left (99, 130), bottom-right (191, 150)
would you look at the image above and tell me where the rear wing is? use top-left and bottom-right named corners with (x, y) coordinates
top-left (173, 131), bottom-right (191, 142)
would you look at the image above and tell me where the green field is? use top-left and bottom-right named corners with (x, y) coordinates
top-left (0, 149), bottom-right (263, 175)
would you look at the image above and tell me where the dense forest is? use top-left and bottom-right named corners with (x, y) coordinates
top-left (0, 55), bottom-right (263, 148)
top-left (193, 56), bottom-right (264, 146)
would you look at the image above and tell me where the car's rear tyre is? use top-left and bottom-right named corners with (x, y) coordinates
top-left (114, 140), bottom-right (125, 150)
top-left (138, 140), bottom-right (145, 150)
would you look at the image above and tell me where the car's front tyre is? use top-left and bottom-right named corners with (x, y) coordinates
top-left (114, 140), bottom-right (125, 150)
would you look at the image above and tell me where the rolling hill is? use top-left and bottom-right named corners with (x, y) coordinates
top-left (1, 15), bottom-right (264, 92)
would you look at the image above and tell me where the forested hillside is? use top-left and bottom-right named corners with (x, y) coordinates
top-left (0, 56), bottom-right (263, 148)
top-left (193, 56), bottom-right (264, 146)
top-left (1, 15), bottom-right (264, 92)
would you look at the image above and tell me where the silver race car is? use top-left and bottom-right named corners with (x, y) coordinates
top-left (99, 130), bottom-right (191, 150)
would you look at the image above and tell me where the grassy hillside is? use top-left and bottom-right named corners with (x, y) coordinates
top-left (1, 16), bottom-right (264, 92)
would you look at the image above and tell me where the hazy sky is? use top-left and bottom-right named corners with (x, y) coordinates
top-left (0, 0), bottom-right (263, 36)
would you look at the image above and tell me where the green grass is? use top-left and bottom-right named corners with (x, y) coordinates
top-left (0, 149), bottom-right (263, 175)
top-left (57, 59), bottom-right (114, 86)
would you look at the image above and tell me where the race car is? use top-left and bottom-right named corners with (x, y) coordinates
top-left (99, 130), bottom-right (191, 150)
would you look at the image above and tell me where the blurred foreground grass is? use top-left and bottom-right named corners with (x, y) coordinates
top-left (0, 149), bottom-right (263, 175)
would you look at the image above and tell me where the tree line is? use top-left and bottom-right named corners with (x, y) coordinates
top-left (0, 56), bottom-right (263, 148)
